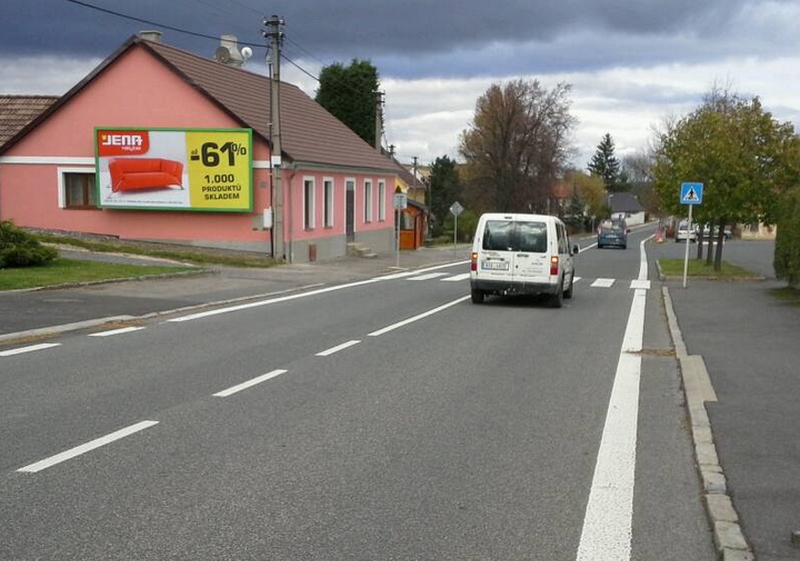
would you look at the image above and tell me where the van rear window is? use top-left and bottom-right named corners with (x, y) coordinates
top-left (482, 220), bottom-right (547, 252)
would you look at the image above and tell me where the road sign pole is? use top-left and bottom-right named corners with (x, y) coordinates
top-left (395, 208), bottom-right (400, 268)
top-left (682, 204), bottom-right (693, 288)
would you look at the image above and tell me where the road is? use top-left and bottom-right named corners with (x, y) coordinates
top-left (0, 226), bottom-right (718, 560)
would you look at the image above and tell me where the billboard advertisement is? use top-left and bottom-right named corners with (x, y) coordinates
top-left (95, 128), bottom-right (253, 212)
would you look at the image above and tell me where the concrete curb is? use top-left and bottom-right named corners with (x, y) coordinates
top-left (662, 286), bottom-right (754, 560)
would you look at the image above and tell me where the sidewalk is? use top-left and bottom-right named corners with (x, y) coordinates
top-left (651, 239), bottom-right (800, 561)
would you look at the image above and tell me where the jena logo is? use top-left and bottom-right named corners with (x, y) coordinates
top-left (97, 130), bottom-right (150, 156)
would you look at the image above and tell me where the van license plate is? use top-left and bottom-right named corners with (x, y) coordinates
top-left (481, 261), bottom-right (509, 271)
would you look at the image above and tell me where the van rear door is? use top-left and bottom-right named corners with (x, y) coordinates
top-left (511, 219), bottom-right (550, 284)
top-left (476, 218), bottom-right (514, 282)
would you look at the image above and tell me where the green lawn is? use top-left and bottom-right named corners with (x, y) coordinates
top-left (0, 258), bottom-right (199, 291)
top-left (658, 258), bottom-right (758, 279)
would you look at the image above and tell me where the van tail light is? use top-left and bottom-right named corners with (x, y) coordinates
top-left (550, 255), bottom-right (559, 276)
top-left (470, 252), bottom-right (478, 271)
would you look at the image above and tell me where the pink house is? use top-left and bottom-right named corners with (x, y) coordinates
top-left (0, 34), bottom-right (398, 263)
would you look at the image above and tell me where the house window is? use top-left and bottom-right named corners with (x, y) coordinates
top-left (323, 178), bottom-right (334, 228)
top-left (303, 178), bottom-right (315, 229)
top-left (378, 180), bottom-right (386, 221)
top-left (364, 179), bottom-right (373, 222)
top-left (64, 172), bottom-right (97, 209)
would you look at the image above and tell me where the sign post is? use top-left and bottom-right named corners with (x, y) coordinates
top-left (393, 192), bottom-right (408, 268)
top-left (449, 201), bottom-right (464, 257)
top-left (679, 182), bottom-right (704, 288)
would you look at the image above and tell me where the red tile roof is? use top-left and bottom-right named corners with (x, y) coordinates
top-left (0, 95), bottom-right (59, 146)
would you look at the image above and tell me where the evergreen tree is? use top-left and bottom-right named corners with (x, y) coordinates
top-left (315, 59), bottom-right (380, 147)
top-left (588, 133), bottom-right (624, 192)
top-left (426, 155), bottom-right (461, 236)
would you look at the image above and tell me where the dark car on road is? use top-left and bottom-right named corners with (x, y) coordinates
top-left (597, 219), bottom-right (628, 249)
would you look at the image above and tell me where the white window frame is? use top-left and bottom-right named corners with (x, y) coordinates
top-left (303, 177), bottom-right (316, 230)
top-left (378, 179), bottom-right (386, 222)
top-left (57, 167), bottom-right (97, 209)
top-left (323, 177), bottom-right (335, 228)
top-left (364, 179), bottom-right (373, 223)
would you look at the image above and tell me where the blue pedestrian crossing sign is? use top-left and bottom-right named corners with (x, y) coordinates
top-left (680, 182), bottom-right (704, 205)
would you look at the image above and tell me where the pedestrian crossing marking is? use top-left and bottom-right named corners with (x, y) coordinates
top-left (591, 278), bottom-right (615, 288)
top-left (409, 272), bottom-right (450, 281)
top-left (442, 273), bottom-right (471, 282)
top-left (630, 280), bottom-right (651, 290)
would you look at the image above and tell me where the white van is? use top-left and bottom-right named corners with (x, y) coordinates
top-left (469, 213), bottom-right (579, 307)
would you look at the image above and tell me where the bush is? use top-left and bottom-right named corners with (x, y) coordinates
top-left (775, 189), bottom-right (800, 288)
top-left (0, 221), bottom-right (58, 268)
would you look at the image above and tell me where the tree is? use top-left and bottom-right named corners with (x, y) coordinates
top-left (621, 152), bottom-right (657, 216)
top-left (652, 88), bottom-right (800, 270)
top-left (426, 155), bottom-right (462, 237)
top-left (458, 79), bottom-right (575, 215)
top-left (315, 59), bottom-right (380, 147)
top-left (563, 169), bottom-right (606, 230)
top-left (588, 133), bottom-right (625, 192)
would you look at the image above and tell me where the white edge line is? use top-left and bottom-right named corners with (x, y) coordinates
top-left (213, 369), bottom-right (288, 397)
top-left (17, 420), bottom-right (159, 473)
top-left (316, 340), bottom-right (361, 357)
top-left (0, 343), bottom-right (62, 357)
top-left (88, 326), bottom-right (146, 337)
top-left (368, 295), bottom-right (470, 337)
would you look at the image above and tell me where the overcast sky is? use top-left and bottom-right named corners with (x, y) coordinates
top-left (3, 0), bottom-right (800, 168)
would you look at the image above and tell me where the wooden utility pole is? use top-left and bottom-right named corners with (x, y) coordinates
top-left (374, 90), bottom-right (384, 151)
top-left (263, 15), bottom-right (285, 261)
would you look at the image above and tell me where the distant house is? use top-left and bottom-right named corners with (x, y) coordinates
top-left (608, 192), bottom-right (646, 225)
top-left (0, 33), bottom-right (398, 263)
top-left (392, 158), bottom-right (429, 249)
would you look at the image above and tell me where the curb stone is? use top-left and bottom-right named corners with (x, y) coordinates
top-left (661, 286), bottom-right (754, 560)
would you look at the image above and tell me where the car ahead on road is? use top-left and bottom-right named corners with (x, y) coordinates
top-left (469, 213), bottom-right (579, 308)
top-left (675, 221), bottom-right (697, 243)
top-left (597, 219), bottom-right (628, 249)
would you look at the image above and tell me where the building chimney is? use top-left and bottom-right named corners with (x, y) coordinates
top-left (138, 30), bottom-right (162, 43)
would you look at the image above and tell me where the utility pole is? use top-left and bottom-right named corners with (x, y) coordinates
top-left (263, 15), bottom-right (285, 261)
top-left (374, 90), bottom-right (384, 152)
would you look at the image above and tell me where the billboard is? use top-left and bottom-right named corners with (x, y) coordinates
top-left (95, 128), bottom-right (253, 212)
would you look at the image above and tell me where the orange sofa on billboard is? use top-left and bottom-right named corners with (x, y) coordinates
top-left (109, 158), bottom-right (184, 193)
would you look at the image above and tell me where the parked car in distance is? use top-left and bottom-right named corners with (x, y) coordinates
top-left (675, 221), bottom-right (697, 243)
top-left (469, 213), bottom-right (579, 308)
top-left (697, 224), bottom-right (732, 240)
top-left (597, 219), bottom-right (628, 249)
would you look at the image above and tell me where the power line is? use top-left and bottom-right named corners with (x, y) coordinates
top-left (64, 0), bottom-right (263, 47)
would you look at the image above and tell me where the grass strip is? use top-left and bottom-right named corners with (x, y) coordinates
top-left (658, 258), bottom-right (757, 279)
top-left (0, 258), bottom-right (198, 291)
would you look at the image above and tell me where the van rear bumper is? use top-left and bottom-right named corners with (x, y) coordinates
top-left (470, 278), bottom-right (558, 296)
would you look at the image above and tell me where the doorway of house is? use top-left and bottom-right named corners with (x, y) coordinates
top-left (346, 179), bottom-right (355, 243)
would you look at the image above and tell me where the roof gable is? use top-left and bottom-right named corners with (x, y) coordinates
top-left (609, 192), bottom-right (645, 213)
top-left (2, 36), bottom-right (397, 174)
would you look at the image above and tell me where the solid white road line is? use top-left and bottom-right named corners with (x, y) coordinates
top-left (367, 295), bottom-right (470, 337)
top-left (576, 239), bottom-right (649, 560)
top-left (17, 420), bottom-right (159, 473)
top-left (316, 340), bottom-right (361, 356)
top-left (88, 326), bottom-right (146, 337)
top-left (591, 278), bottom-right (616, 288)
top-left (0, 343), bottom-right (61, 357)
top-left (213, 369), bottom-right (288, 397)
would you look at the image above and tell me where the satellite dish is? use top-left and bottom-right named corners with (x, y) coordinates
top-left (214, 46), bottom-right (231, 63)
top-left (241, 46), bottom-right (253, 61)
